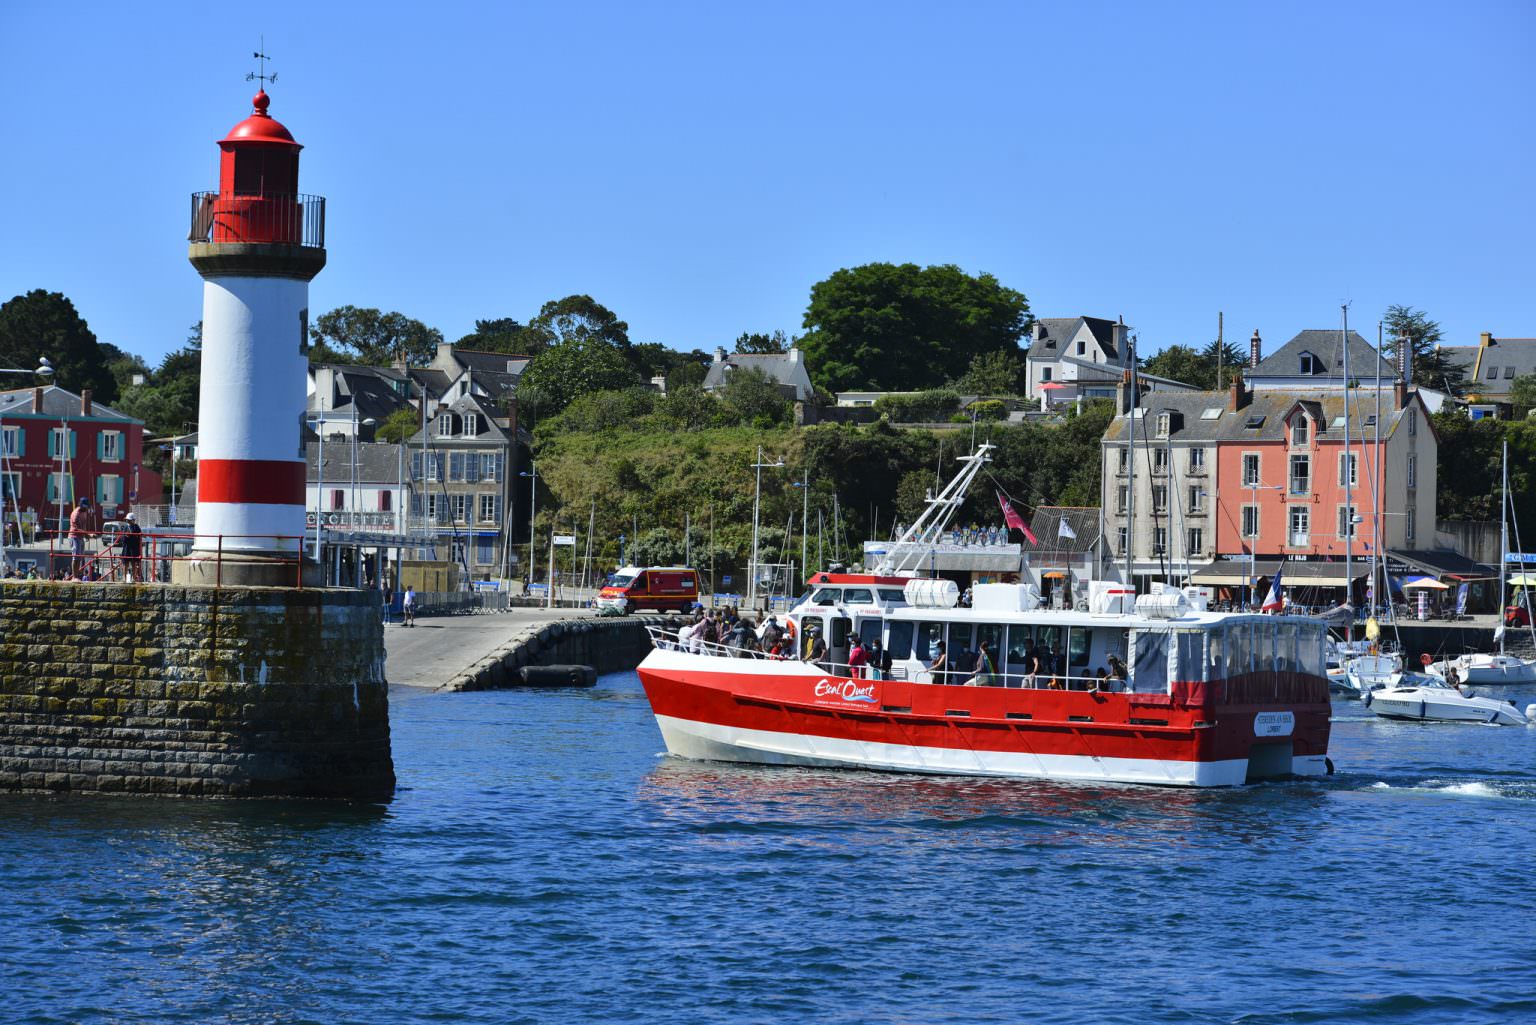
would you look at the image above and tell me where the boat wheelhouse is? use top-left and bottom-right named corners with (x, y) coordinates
top-left (639, 581), bottom-right (1333, 787)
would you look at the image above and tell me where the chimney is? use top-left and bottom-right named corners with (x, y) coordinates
top-left (788, 346), bottom-right (802, 364)
top-left (1113, 318), bottom-right (1127, 361)
top-left (1250, 329), bottom-right (1262, 368)
top-left (1117, 370), bottom-right (1131, 414)
top-left (1398, 331), bottom-right (1411, 384)
top-left (1394, 379), bottom-right (1408, 410)
top-left (1229, 375), bottom-right (1248, 412)
top-left (33, 385), bottom-right (44, 412)
top-left (81, 388), bottom-right (92, 416)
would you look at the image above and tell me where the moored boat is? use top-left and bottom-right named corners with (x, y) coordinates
top-left (1363, 675), bottom-right (1529, 726)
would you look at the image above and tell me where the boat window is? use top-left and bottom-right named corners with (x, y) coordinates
top-left (1207, 626), bottom-right (1227, 682)
top-left (887, 621), bottom-right (914, 660)
top-left (1255, 621), bottom-right (1275, 669)
top-left (1275, 622), bottom-right (1297, 673)
top-left (843, 588), bottom-right (875, 605)
top-left (976, 623), bottom-right (1004, 660)
top-left (879, 588), bottom-right (906, 602)
top-left (949, 623), bottom-right (975, 654)
top-left (1131, 630), bottom-right (1171, 693)
top-left (858, 619), bottom-right (882, 646)
top-left (829, 618), bottom-right (851, 650)
top-left (1176, 630), bottom-right (1206, 682)
top-left (1231, 622), bottom-right (1251, 677)
top-left (1005, 625), bottom-right (1032, 666)
top-left (1299, 624), bottom-right (1327, 676)
top-left (1035, 625), bottom-right (1063, 661)
top-left (812, 588), bottom-right (841, 606)
top-left (917, 622), bottom-right (946, 660)
top-left (1068, 627), bottom-right (1092, 667)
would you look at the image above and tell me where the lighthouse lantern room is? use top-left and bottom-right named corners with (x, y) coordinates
top-left (180, 86), bottom-right (326, 586)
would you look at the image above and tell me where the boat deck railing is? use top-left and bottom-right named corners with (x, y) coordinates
top-left (645, 625), bottom-right (1128, 692)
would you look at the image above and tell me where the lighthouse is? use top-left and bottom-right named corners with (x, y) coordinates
top-left (180, 87), bottom-right (325, 585)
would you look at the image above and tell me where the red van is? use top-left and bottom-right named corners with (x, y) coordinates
top-left (596, 566), bottom-right (700, 614)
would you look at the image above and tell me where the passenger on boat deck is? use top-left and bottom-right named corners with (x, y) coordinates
top-left (1023, 645), bottom-right (1041, 688)
top-left (681, 613), bottom-right (708, 653)
top-left (866, 636), bottom-right (886, 680)
top-left (848, 637), bottom-right (868, 677)
top-left (760, 616), bottom-right (783, 648)
top-left (805, 627), bottom-right (828, 667)
top-left (967, 642), bottom-right (996, 687)
top-left (927, 640), bottom-right (947, 685)
top-left (1107, 654), bottom-right (1128, 685)
top-left (1094, 666), bottom-right (1112, 691)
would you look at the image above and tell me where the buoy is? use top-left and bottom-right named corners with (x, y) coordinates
top-left (1524, 703), bottom-right (1536, 722)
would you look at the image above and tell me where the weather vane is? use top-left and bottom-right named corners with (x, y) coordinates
top-left (246, 38), bottom-right (277, 89)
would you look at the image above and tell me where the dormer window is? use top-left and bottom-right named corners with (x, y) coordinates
top-left (1298, 351), bottom-right (1321, 375)
top-left (1291, 417), bottom-right (1309, 446)
top-left (436, 413), bottom-right (455, 436)
top-left (463, 413), bottom-right (480, 435)
top-left (1156, 413), bottom-right (1171, 437)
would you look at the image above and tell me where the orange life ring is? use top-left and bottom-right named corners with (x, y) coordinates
top-left (1420, 653), bottom-right (1433, 667)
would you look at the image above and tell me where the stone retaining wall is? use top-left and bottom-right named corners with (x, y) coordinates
top-left (445, 615), bottom-right (668, 692)
top-left (0, 582), bottom-right (394, 799)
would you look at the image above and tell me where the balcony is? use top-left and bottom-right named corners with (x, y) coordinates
top-left (1289, 478), bottom-right (1310, 496)
top-left (1289, 532), bottom-right (1310, 547)
top-left (189, 191), bottom-right (326, 248)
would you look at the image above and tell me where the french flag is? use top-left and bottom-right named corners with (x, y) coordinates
top-left (1262, 564), bottom-right (1285, 612)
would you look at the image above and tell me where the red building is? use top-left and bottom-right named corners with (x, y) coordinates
top-left (0, 385), bottom-right (162, 535)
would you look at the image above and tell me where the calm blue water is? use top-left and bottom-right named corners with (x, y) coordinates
top-left (3, 673), bottom-right (1535, 1025)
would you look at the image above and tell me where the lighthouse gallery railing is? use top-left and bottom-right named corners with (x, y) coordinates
top-left (189, 191), bottom-right (326, 249)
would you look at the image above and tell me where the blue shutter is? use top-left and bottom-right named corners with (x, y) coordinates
top-left (15, 428), bottom-right (23, 456)
top-left (47, 430), bottom-right (55, 458)
top-left (69, 431), bottom-right (77, 459)
top-left (97, 433), bottom-right (105, 460)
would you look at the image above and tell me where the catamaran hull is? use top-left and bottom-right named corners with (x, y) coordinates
top-left (640, 650), bottom-right (1331, 788)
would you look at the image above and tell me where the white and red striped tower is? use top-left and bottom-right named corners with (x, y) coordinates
top-left (179, 87), bottom-right (325, 585)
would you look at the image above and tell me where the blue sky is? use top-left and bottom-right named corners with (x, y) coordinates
top-left (2, 1), bottom-right (1531, 367)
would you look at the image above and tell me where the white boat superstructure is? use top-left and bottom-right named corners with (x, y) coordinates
top-left (1344, 652), bottom-right (1403, 694)
top-left (1426, 652), bottom-right (1536, 687)
top-left (1363, 675), bottom-right (1530, 726)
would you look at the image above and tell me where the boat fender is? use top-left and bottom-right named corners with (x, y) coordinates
top-left (1362, 691), bottom-right (1372, 708)
top-left (1419, 700), bottom-right (1427, 720)
top-left (1524, 704), bottom-right (1536, 723)
top-left (1325, 757), bottom-right (1335, 775)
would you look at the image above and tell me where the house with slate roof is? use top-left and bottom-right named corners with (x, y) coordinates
top-left (405, 392), bottom-right (518, 578)
top-left (1024, 317), bottom-right (1132, 399)
top-left (1244, 329), bottom-right (1395, 391)
top-left (702, 346), bottom-right (815, 402)
top-left (1440, 332), bottom-right (1536, 419)
top-left (1101, 376), bottom-right (1437, 600)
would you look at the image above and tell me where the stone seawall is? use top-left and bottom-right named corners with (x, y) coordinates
top-left (446, 615), bottom-right (668, 692)
top-left (0, 583), bottom-right (394, 800)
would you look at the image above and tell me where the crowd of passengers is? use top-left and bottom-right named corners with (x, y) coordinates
top-left (670, 608), bottom-right (1131, 691)
top-left (889, 522), bottom-right (1012, 547)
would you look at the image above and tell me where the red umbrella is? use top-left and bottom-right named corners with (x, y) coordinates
top-left (1038, 381), bottom-right (1067, 390)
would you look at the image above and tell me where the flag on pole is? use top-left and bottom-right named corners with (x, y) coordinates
top-left (1456, 582), bottom-right (1469, 616)
top-left (1058, 516), bottom-right (1077, 541)
top-left (997, 491), bottom-right (1037, 544)
top-left (1261, 564), bottom-right (1285, 612)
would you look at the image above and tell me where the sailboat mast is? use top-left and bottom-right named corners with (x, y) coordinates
top-left (1374, 321), bottom-right (1384, 622)
top-left (1124, 338), bottom-right (1137, 594)
top-left (1341, 305), bottom-right (1353, 642)
top-left (1500, 440), bottom-right (1508, 656)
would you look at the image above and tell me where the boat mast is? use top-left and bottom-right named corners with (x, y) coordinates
top-left (1124, 337), bottom-right (1137, 594)
top-left (1341, 305), bottom-right (1353, 643)
top-left (1373, 321), bottom-right (1385, 628)
top-left (1500, 439), bottom-right (1508, 656)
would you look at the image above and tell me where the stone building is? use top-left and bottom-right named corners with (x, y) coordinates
top-left (407, 393), bottom-right (517, 579)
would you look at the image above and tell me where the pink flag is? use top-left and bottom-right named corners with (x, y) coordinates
top-left (997, 490), bottom-right (1037, 544)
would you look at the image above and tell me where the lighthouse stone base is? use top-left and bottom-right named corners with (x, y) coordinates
top-left (171, 554), bottom-right (322, 588)
top-left (0, 582), bottom-right (394, 800)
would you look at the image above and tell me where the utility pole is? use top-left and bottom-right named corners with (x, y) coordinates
top-left (1216, 311), bottom-right (1224, 391)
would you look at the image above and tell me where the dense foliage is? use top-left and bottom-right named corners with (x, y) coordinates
top-left (872, 390), bottom-right (962, 422)
top-left (799, 263), bottom-right (1031, 392)
top-left (0, 289), bottom-right (120, 403)
top-left (1141, 338), bottom-right (1247, 390)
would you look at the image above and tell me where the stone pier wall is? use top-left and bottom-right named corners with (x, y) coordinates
top-left (0, 583), bottom-right (394, 799)
top-left (447, 615), bottom-right (668, 692)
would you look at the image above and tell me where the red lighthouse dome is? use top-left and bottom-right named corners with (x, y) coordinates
top-left (210, 90), bottom-right (306, 245)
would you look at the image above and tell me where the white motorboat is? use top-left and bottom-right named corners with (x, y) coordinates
top-left (1363, 675), bottom-right (1529, 726)
top-left (1426, 652), bottom-right (1536, 687)
top-left (1343, 652), bottom-right (1403, 694)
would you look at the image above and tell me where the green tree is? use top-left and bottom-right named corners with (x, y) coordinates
top-left (873, 389), bottom-right (962, 423)
top-left (528, 295), bottom-right (629, 352)
top-left (1432, 408), bottom-right (1505, 523)
top-left (454, 317), bottom-right (543, 355)
top-left (0, 289), bottom-right (119, 403)
top-left (955, 348), bottom-right (1025, 394)
top-left (721, 366), bottom-right (792, 427)
top-left (1202, 337), bottom-right (1247, 389)
top-left (1143, 344), bottom-right (1214, 389)
top-left (799, 263), bottom-right (1031, 392)
top-left (1385, 305), bottom-right (1465, 395)
top-left (650, 385), bottom-right (732, 431)
top-left (1509, 374), bottom-right (1536, 415)
top-left (374, 406), bottom-right (422, 444)
top-left (518, 336), bottom-right (640, 413)
top-left (310, 306), bottom-right (443, 365)
top-left (630, 342), bottom-right (707, 383)
top-left (540, 387), bottom-right (658, 437)
top-left (628, 527), bottom-right (684, 567)
top-left (734, 330), bottom-right (790, 355)
top-left (666, 361), bottom-right (709, 391)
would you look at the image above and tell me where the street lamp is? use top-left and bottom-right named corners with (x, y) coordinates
top-left (748, 446), bottom-right (784, 609)
top-left (0, 358), bottom-right (53, 570)
top-left (520, 463), bottom-right (538, 591)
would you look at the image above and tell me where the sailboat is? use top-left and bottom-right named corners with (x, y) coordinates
top-left (1428, 440), bottom-right (1536, 685)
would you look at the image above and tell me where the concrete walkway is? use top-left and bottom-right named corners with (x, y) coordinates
top-left (385, 608), bottom-right (599, 691)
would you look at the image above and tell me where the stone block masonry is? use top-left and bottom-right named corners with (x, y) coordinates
top-left (0, 583), bottom-right (394, 800)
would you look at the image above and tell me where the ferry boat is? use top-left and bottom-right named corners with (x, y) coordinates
top-left (637, 445), bottom-right (1333, 788)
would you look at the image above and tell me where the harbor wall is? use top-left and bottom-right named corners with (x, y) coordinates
top-left (446, 615), bottom-right (667, 692)
top-left (0, 582), bottom-right (394, 800)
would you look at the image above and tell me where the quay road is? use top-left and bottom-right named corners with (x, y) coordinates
top-left (385, 607), bottom-right (600, 692)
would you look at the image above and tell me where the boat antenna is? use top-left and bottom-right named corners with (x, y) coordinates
top-left (1341, 303), bottom-right (1353, 642)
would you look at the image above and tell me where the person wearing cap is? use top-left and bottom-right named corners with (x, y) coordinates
top-left (68, 497), bottom-right (93, 574)
top-left (804, 625), bottom-right (827, 668)
top-left (119, 512), bottom-right (144, 583)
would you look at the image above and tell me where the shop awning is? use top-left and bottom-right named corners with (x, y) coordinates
top-left (1190, 561), bottom-right (1280, 586)
top-left (1281, 562), bottom-right (1371, 587)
